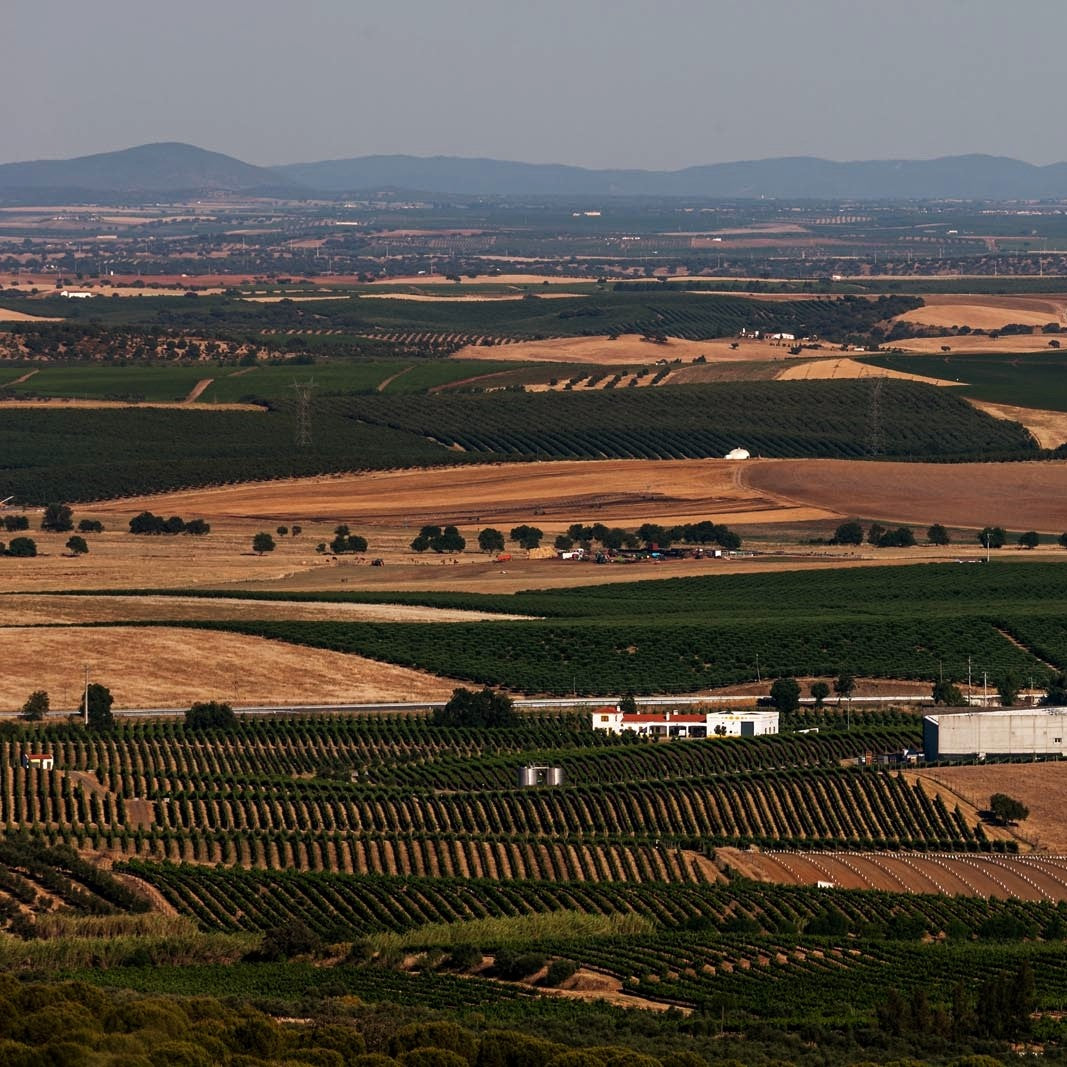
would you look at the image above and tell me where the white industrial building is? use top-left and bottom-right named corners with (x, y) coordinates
top-left (923, 707), bottom-right (1067, 761)
top-left (592, 706), bottom-right (779, 739)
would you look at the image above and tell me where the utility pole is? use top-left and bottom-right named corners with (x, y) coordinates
top-left (983, 671), bottom-right (988, 707)
top-left (755, 653), bottom-right (761, 683)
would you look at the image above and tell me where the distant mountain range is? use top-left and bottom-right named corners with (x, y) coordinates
top-left (4, 142), bottom-right (1067, 201)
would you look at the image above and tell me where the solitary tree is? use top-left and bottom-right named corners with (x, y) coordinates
top-left (184, 518), bottom-right (211, 536)
top-left (20, 690), bottom-right (49, 722)
top-left (252, 532), bottom-right (276, 555)
top-left (41, 503), bottom-right (73, 533)
top-left (186, 701), bottom-right (238, 730)
top-left (80, 683), bottom-right (114, 730)
top-left (927, 524), bottom-right (951, 546)
top-left (810, 681), bottom-right (831, 708)
top-left (979, 527), bottom-right (1007, 550)
top-left (432, 687), bottom-right (517, 728)
top-left (65, 535), bottom-right (89, 556)
top-left (997, 674), bottom-right (1020, 707)
top-left (833, 672), bottom-right (856, 705)
top-left (276, 526), bottom-right (289, 537)
top-left (831, 521), bottom-right (864, 546)
top-left (477, 528), bottom-right (506, 554)
top-left (990, 793), bottom-right (1029, 826)
top-left (509, 525), bottom-right (544, 550)
top-left (6, 537), bottom-right (37, 557)
top-left (769, 677), bottom-right (801, 714)
top-left (932, 680), bottom-right (967, 706)
top-left (1018, 531), bottom-right (1040, 550)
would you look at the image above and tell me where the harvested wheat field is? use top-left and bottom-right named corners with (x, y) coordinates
top-left (0, 308), bottom-right (59, 322)
top-left (970, 401), bottom-right (1067, 449)
top-left (892, 334), bottom-right (1067, 354)
top-left (715, 849), bottom-right (1067, 900)
top-left (0, 594), bottom-right (529, 626)
top-left (91, 460), bottom-right (837, 530)
top-left (776, 357), bottom-right (958, 386)
top-left (452, 334), bottom-right (804, 365)
top-left (910, 763), bottom-right (1067, 852)
top-left (370, 273), bottom-right (595, 286)
top-left (895, 294), bottom-right (1067, 330)
top-left (744, 458), bottom-right (1067, 532)
top-left (0, 626), bottom-right (461, 712)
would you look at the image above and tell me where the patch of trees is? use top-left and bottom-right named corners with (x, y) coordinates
top-left (832, 520), bottom-right (931, 548)
top-left (564, 520), bottom-right (741, 551)
top-left (129, 511), bottom-right (210, 535)
top-left (2, 514), bottom-right (29, 532)
top-left (432, 686), bottom-right (517, 728)
top-left (330, 524), bottom-right (368, 554)
top-left (41, 503), bottom-right (73, 532)
top-left (1, 536), bottom-right (37, 557)
top-left (477, 527), bottom-right (505, 554)
top-left (185, 701), bottom-right (238, 730)
top-left (509, 525), bottom-right (544, 550)
top-left (412, 525), bottom-right (466, 553)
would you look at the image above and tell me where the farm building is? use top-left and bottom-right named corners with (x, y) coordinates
top-left (923, 707), bottom-right (1067, 761)
top-left (724, 447), bottom-right (750, 460)
top-left (20, 753), bottom-right (53, 770)
top-left (592, 707), bottom-right (779, 738)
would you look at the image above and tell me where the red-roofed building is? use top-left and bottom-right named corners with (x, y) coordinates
top-left (591, 706), bottom-right (778, 739)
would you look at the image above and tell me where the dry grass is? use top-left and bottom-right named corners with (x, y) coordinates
top-left (0, 625), bottom-right (461, 711)
top-left (892, 334), bottom-right (1067, 354)
top-left (451, 333), bottom-right (805, 366)
top-left (911, 763), bottom-right (1067, 851)
top-left (0, 593), bottom-right (528, 625)
top-left (0, 308), bottom-right (59, 322)
top-left (776, 357), bottom-right (958, 386)
top-left (895, 294), bottom-right (1067, 331)
top-left (744, 458), bottom-right (1067, 532)
top-left (970, 401), bottom-right (1067, 449)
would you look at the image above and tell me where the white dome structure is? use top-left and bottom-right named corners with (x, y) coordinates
top-left (724, 448), bottom-right (750, 460)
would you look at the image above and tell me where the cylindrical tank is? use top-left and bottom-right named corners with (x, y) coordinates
top-left (517, 766), bottom-right (539, 787)
top-left (547, 766), bottom-right (565, 786)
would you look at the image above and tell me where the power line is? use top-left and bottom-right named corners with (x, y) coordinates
top-left (291, 379), bottom-right (315, 447)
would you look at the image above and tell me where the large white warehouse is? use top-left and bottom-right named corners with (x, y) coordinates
top-left (923, 707), bottom-right (1067, 761)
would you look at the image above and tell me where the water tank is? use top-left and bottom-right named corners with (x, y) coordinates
top-left (547, 766), bottom-right (565, 786)
top-left (517, 766), bottom-right (540, 787)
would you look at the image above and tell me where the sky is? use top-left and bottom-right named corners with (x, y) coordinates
top-left (5, 0), bottom-right (1063, 169)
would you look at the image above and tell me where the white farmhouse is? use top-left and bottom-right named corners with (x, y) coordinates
top-left (591, 706), bottom-right (779, 739)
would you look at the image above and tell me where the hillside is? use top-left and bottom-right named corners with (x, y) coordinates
top-left (275, 152), bottom-right (1067, 199)
top-left (0, 142), bottom-right (301, 199)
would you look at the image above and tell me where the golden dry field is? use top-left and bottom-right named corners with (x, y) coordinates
top-left (0, 625), bottom-right (461, 711)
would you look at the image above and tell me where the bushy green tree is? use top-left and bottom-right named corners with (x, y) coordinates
top-left (509, 525), bottom-right (544, 550)
top-left (927, 523), bottom-right (951, 545)
top-left (990, 793), bottom-right (1029, 825)
top-left (478, 528), bottom-right (506, 554)
top-left (185, 701), bottom-right (237, 730)
top-left (832, 520), bottom-right (864, 546)
top-left (5, 536), bottom-right (36, 557)
top-left (932, 680), bottom-right (967, 706)
top-left (810, 681), bottom-right (830, 708)
top-left (769, 677), bottom-right (800, 713)
top-left (80, 683), bottom-right (114, 730)
top-left (979, 526), bottom-right (1007, 549)
top-left (1018, 530), bottom-right (1040, 549)
top-left (20, 690), bottom-right (49, 721)
top-left (41, 503), bottom-right (73, 532)
top-left (433, 687), bottom-right (517, 728)
top-left (252, 532), bottom-right (276, 555)
top-left (65, 535), bottom-right (88, 556)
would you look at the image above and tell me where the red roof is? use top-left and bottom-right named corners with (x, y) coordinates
top-left (621, 713), bottom-right (709, 724)
top-left (26, 753), bottom-right (51, 759)
top-left (593, 706), bottom-right (618, 714)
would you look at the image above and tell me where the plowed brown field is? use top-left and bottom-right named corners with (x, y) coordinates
top-left (743, 458), bottom-right (1067, 532)
top-left (718, 848), bottom-right (1067, 901)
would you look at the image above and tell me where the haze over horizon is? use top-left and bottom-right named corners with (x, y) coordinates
top-left (5, 0), bottom-right (1064, 171)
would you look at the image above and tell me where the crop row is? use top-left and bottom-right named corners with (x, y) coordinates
top-left (328, 379), bottom-right (1035, 462)
top-left (121, 864), bottom-right (1067, 940)
top-left (195, 613), bottom-right (1043, 694)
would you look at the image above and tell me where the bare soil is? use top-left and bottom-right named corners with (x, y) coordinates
top-left (0, 625), bottom-right (462, 711)
top-left (744, 458), bottom-right (1067, 533)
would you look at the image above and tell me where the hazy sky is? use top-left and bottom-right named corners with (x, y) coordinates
top-left (5, 0), bottom-right (1062, 168)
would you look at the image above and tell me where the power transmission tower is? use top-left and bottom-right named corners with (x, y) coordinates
top-left (291, 379), bottom-right (315, 447)
top-left (865, 376), bottom-right (885, 457)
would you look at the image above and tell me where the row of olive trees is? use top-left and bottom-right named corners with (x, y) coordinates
top-left (834, 520), bottom-right (1059, 551)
